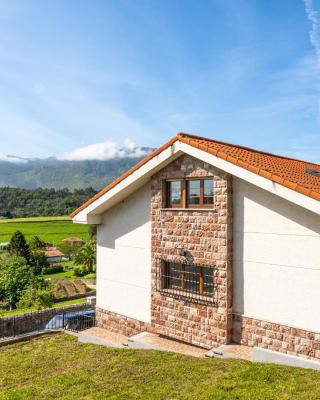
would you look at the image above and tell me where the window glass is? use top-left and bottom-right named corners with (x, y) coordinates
top-left (202, 266), bottom-right (214, 294)
top-left (167, 263), bottom-right (182, 288)
top-left (168, 181), bottom-right (181, 206)
top-left (188, 180), bottom-right (200, 205)
top-left (203, 180), bottom-right (213, 205)
top-left (184, 264), bottom-right (199, 293)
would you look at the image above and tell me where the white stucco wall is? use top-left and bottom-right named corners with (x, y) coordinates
top-left (233, 177), bottom-right (320, 332)
top-left (96, 182), bottom-right (151, 323)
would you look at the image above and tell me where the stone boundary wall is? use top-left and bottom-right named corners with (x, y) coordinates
top-left (233, 314), bottom-right (320, 360)
top-left (0, 303), bottom-right (92, 339)
top-left (96, 307), bottom-right (151, 337)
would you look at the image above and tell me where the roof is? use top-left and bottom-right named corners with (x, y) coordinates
top-left (62, 237), bottom-right (84, 243)
top-left (71, 132), bottom-right (320, 218)
top-left (44, 249), bottom-right (64, 258)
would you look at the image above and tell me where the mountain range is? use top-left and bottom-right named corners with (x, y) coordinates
top-left (0, 147), bottom-right (154, 191)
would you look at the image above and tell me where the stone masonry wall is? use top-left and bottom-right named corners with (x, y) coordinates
top-left (151, 154), bottom-right (233, 349)
top-left (233, 314), bottom-right (320, 360)
top-left (96, 307), bottom-right (150, 337)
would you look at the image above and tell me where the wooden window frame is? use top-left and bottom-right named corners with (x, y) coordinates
top-left (166, 180), bottom-right (186, 208)
top-left (166, 178), bottom-right (213, 208)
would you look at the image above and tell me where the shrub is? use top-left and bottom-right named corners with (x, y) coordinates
top-left (83, 273), bottom-right (96, 280)
top-left (42, 265), bottom-right (64, 275)
top-left (73, 266), bottom-right (90, 277)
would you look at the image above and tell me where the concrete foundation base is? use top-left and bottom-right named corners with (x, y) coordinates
top-left (253, 347), bottom-right (320, 371)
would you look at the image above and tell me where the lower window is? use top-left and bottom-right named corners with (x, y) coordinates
top-left (157, 261), bottom-right (215, 304)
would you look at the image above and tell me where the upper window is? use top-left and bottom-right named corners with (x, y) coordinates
top-left (166, 178), bottom-right (213, 208)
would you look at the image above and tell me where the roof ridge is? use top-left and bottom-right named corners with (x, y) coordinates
top-left (177, 132), bottom-right (320, 168)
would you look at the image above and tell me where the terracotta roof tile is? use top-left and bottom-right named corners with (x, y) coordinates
top-left (44, 250), bottom-right (64, 258)
top-left (71, 133), bottom-right (320, 217)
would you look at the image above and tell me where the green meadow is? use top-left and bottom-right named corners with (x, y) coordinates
top-left (0, 217), bottom-right (89, 244)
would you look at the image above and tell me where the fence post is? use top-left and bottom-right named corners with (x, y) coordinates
top-left (62, 310), bottom-right (64, 329)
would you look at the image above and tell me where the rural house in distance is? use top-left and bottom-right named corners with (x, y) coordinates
top-left (72, 133), bottom-right (320, 361)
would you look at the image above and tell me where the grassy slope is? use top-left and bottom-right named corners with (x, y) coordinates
top-left (0, 334), bottom-right (320, 399)
top-left (0, 219), bottom-right (89, 244)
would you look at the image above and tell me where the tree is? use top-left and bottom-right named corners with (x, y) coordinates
top-left (0, 256), bottom-right (34, 309)
top-left (5, 211), bottom-right (12, 219)
top-left (29, 236), bottom-right (46, 250)
top-left (89, 225), bottom-right (97, 240)
top-left (74, 240), bottom-right (96, 273)
top-left (59, 242), bottom-right (74, 261)
top-left (17, 282), bottom-right (54, 310)
top-left (29, 252), bottom-right (49, 275)
top-left (7, 231), bottom-right (30, 262)
top-left (59, 241), bottom-right (83, 261)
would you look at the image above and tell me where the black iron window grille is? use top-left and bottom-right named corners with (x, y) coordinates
top-left (156, 260), bottom-right (216, 305)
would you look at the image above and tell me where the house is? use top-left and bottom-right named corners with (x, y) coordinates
top-left (62, 237), bottom-right (84, 244)
top-left (71, 133), bottom-right (320, 361)
top-left (0, 242), bottom-right (10, 251)
top-left (44, 248), bottom-right (64, 264)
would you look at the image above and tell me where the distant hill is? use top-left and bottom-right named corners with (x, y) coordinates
top-left (0, 147), bottom-right (154, 191)
top-left (0, 187), bottom-right (98, 218)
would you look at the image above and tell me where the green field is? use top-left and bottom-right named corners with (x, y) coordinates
top-left (0, 216), bottom-right (70, 224)
top-left (1, 334), bottom-right (320, 399)
top-left (0, 217), bottom-right (89, 244)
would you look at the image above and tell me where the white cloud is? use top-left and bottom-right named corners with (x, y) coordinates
top-left (304, 0), bottom-right (320, 67)
top-left (0, 153), bottom-right (27, 163)
top-left (58, 138), bottom-right (148, 161)
top-left (303, 0), bottom-right (320, 122)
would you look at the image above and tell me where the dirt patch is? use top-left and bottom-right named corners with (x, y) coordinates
top-left (53, 279), bottom-right (91, 299)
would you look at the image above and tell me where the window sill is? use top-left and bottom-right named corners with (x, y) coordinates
top-left (158, 288), bottom-right (216, 306)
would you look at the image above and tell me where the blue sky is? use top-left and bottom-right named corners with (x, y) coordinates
top-left (1, 0), bottom-right (320, 162)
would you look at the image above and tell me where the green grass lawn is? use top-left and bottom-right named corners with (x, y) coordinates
top-left (42, 269), bottom-right (76, 279)
top-left (0, 218), bottom-right (89, 244)
top-left (0, 334), bottom-right (320, 399)
top-left (0, 298), bottom-right (87, 317)
top-left (41, 261), bottom-right (96, 280)
top-left (43, 270), bottom-right (96, 280)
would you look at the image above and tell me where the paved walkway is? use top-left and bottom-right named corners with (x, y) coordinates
top-left (78, 327), bottom-right (252, 360)
top-left (212, 343), bottom-right (252, 361)
top-left (78, 327), bottom-right (128, 348)
top-left (128, 332), bottom-right (208, 358)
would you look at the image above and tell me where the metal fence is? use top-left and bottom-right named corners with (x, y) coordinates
top-left (0, 305), bottom-right (95, 341)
